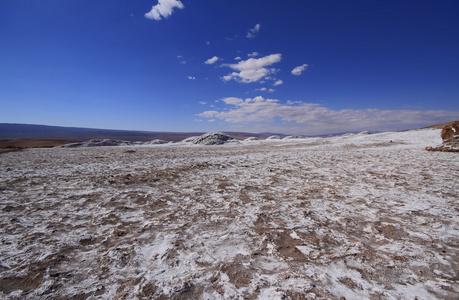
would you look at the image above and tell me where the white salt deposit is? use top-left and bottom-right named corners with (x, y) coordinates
top-left (0, 128), bottom-right (457, 299)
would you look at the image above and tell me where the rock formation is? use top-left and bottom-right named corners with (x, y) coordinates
top-left (61, 139), bottom-right (170, 148)
top-left (61, 139), bottom-right (132, 148)
top-left (182, 136), bottom-right (198, 143)
top-left (283, 135), bottom-right (305, 140)
top-left (144, 139), bottom-right (169, 145)
top-left (357, 131), bottom-right (371, 135)
top-left (426, 121), bottom-right (459, 152)
top-left (266, 135), bottom-right (282, 140)
top-left (192, 132), bottom-right (236, 145)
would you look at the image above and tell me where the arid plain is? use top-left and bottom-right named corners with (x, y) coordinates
top-left (1, 128), bottom-right (458, 299)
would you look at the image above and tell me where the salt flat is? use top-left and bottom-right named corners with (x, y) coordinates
top-left (0, 129), bottom-right (458, 299)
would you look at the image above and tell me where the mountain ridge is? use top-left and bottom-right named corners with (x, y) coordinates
top-left (0, 123), bottom-right (284, 143)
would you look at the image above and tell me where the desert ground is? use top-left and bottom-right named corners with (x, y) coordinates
top-left (0, 129), bottom-right (458, 299)
top-left (0, 140), bottom-right (73, 155)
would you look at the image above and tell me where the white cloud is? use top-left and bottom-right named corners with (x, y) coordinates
top-left (223, 97), bottom-right (244, 105)
top-left (273, 79), bottom-right (283, 86)
top-left (256, 87), bottom-right (274, 92)
top-left (199, 96), bottom-right (459, 135)
top-left (247, 24), bottom-right (261, 39)
top-left (222, 54), bottom-right (282, 83)
top-left (235, 56), bottom-right (242, 60)
top-left (176, 55), bottom-right (186, 64)
top-left (291, 64), bottom-right (308, 76)
top-left (199, 101), bottom-right (206, 105)
top-left (187, 76), bottom-right (195, 80)
top-left (248, 52), bottom-right (259, 57)
top-left (205, 56), bottom-right (219, 65)
top-left (145, 0), bottom-right (184, 20)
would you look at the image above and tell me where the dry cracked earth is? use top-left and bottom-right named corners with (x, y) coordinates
top-left (0, 130), bottom-right (458, 299)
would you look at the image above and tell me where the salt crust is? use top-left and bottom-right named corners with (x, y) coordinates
top-left (1, 129), bottom-right (458, 299)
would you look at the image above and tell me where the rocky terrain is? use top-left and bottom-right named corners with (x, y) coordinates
top-left (426, 121), bottom-right (459, 152)
top-left (0, 128), bottom-right (458, 299)
top-left (58, 132), bottom-right (237, 148)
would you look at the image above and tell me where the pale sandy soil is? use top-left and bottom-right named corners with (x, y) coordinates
top-left (0, 129), bottom-right (458, 299)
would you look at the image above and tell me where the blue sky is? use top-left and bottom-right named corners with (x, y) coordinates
top-left (1, 0), bottom-right (458, 135)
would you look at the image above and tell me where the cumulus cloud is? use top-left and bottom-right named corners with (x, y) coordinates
top-left (145, 0), bottom-right (184, 20)
top-left (247, 24), bottom-right (261, 38)
top-left (291, 64), bottom-right (308, 76)
top-left (255, 87), bottom-right (274, 93)
top-left (248, 52), bottom-right (259, 57)
top-left (187, 76), bottom-right (196, 80)
top-left (198, 96), bottom-right (459, 135)
top-left (199, 101), bottom-right (206, 105)
top-left (273, 79), bottom-right (283, 86)
top-left (205, 56), bottom-right (219, 65)
top-left (222, 54), bottom-right (282, 83)
top-left (234, 56), bottom-right (242, 60)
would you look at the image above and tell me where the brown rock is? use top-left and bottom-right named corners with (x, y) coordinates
top-left (440, 126), bottom-right (454, 141)
top-left (452, 121), bottom-right (459, 132)
top-left (427, 121), bottom-right (459, 152)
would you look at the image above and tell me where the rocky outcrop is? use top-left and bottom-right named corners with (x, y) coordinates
top-left (426, 121), bottom-right (459, 152)
top-left (61, 139), bottom-right (132, 148)
top-left (192, 132), bottom-right (236, 145)
top-left (266, 135), bottom-right (282, 140)
top-left (144, 139), bottom-right (169, 145)
top-left (244, 137), bottom-right (258, 141)
top-left (59, 133), bottom-right (239, 148)
top-left (182, 136), bottom-right (198, 143)
top-left (357, 131), bottom-right (371, 135)
top-left (283, 135), bottom-right (305, 140)
top-left (61, 139), bottom-right (170, 148)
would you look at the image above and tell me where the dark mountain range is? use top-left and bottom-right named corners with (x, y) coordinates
top-left (0, 123), bottom-right (284, 143)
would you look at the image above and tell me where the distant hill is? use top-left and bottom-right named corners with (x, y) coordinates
top-left (0, 123), bottom-right (283, 143)
top-left (422, 120), bottom-right (458, 130)
top-left (3, 121), bottom-right (453, 149)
